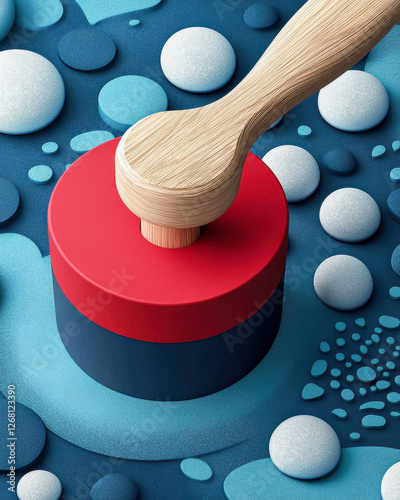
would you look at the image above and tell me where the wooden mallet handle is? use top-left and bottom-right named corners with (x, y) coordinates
top-left (116, 0), bottom-right (400, 248)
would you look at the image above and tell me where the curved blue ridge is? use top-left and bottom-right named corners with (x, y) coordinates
top-left (224, 447), bottom-right (400, 500)
top-left (180, 458), bottom-right (212, 481)
top-left (365, 26), bottom-right (400, 133)
top-left (74, 0), bottom-right (162, 25)
top-left (359, 401), bottom-right (385, 411)
top-left (311, 360), bottom-right (328, 378)
top-left (14, 0), bottom-right (63, 30)
top-left (70, 131), bottom-right (115, 154)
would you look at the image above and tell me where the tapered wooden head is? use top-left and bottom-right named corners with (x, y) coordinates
top-left (115, 0), bottom-right (400, 247)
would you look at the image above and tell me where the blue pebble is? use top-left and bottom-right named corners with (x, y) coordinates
top-left (357, 366), bottom-right (376, 383)
top-left (58, 29), bottom-right (116, 72)
top-left (359, 388), bottom-right (367, 396)
top-left (331, 380), bottom-right (340, 390)
top-left (393, 351), bottom-right (399, 358)
top-left (346, 362), bottom-right (352, 368)
top-left (311, 359), bottom-right (328, 378)
top-left (180, 458), bottom-right (212, 481)
top-left (352, 333), bottom-right (361, 342)
top-left (346, 375), bottom-right (354, 383)
top-left (379, 348), bottom-right (386, 355)
top-left (129, 19), bottom-right (140, 26)
top-left (70, 131), bottom-right (115, 153)
top-left (377, 367), bottom-right (384, 373)
top-left (391, 245), bottom-right (400, 276)
top-left (336, 338), bottom-right (346, 347)
top-left (355, 318), bottom-right (366, 328)
top-left (393, 140), bottom-right (400, 152)
top-left (359, 401), bottom-right (385, 411)
top-left (379, 315), bottom-right (400, 330)
top-left (331, 369), bottom-right (341, 378)
top-left (332, 408), bottom-right (347, 419)
top-left (336, 353), bottom-right (345, 362)
top-left (395, 375), bottom-right (400, 386)
top-left (371, 334), bottom-right (380, 343)
top-left (389, 286), bottom-right (400, 300)
top-left (377, 380), bottom-right (391, 391)
top-left (302, 383), bottom-right (324, 400)
top-left (390, 168), bottom-right (400, 183)
top-left (28, 165), bottom-right (53, 185)
top-left (351, 354), bottom-right (362, 363)
top-left (90, 473), bottom-right (138, 500)
top-left (298, 125), bottom-right (312, 137)
top-left (0, 178), bottom-right (20, 227)
top-left (362, 415), bottom-right (386, 429)
top-left (365, 340), bottom-right (373, 346)
top-left (99, 75), bottom-right (168, 132)
top-left (371, 385), bottom-right (377, 391)
top-left (335, 321), bottom-right (347, 332)
top-left (391, 411), bottom-right (400, 418)
top-left (388, 190), bottom-right (400, 224)
top-left (0, 0), bottom-right (15, 41)
top-left (243, 3), bottom-right (279, 30)
top-left (15, 0), bottom-right (63, 30)
top-left (349, 432), bottom-right (361, 441)
top-left (372, 145), bottom-right (386, 158)
top-left (371, 358), bottom-right (379, 365)
top-left (42, 142), bottom-right (59, 155)
top-left (386, 361), bottom-right (396, 370)
top-left (321, 149), bottom-right (357, 176)
top-left (375, 327), bottom-right (383, 334)
top-left (341, 389), bottom-right (355, 402)
top-left (0, 401), bottom-right (46, 471)
top-left (360, 345), bottom-right (368, 355)
top-left (383, 372), bottom-right (390, 378)
top-left (387, 392), bottom-right (400, 404)
top-left (320, 342), bottom-right (331, 353)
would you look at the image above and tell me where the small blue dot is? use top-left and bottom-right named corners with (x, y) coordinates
top-left (387, 392), bottom-right (400, 404)
top-left (298, 125), bottom-right (312, 137)
top-left (371, 386), bottom-right (377, 392)
top-left (129, 19), bottom-right (141, 26)
top-left (346, 362), bottom-right (352, 369)
top-left (352, 333), bottom-right (361, 342)
top-left (383, 372), bottom-right (390, 378)
top-left (336, 353), bottom-right (345, 362)
top-left (180, 458), bottom-right (212, 481)
top-left (391, 411), bottom-right (400, 419)
top-left (371, 358), bottom-right (379, 365)
top-left (376, 380), bottom-right (391, 390)
top-left (360, 345), bottom-right (368, 355)
top-left (28, 165), bottom-right (53, 185)
top-left (331, 368), bottom-right (341, 378)
top-left (393, 140), bottom-right (400, 152)
top-left (341, 389), bottom-right (355, 402)
top-left (389, 287), bottom-right (400, 300)
top-left (336, 338), bottom-right (346, 347)
top-left (395, 376), bottom-right (400, 387)
top-left (377, 366), bottom-right (384, 373)
top-left (350, 432), bottom-right (361, 441)
top-left (362, 414), bottom-right (386, 428)
top-left (42, 142), bottom-right (59, 155)
top-left (390, 168), bottom-right (400, 183)
top-left (351, 354), bottom-right (362, 363)
top-left (393, 351), bottom-right (399, 358)
top-left (335, 322), bottom-right (347, 332)
top-left (378, 348), bottom-right (386, 355)
top-left (386, 361), bottom-right (396, 370)
top-left (359, 388), bottom-right (367, 396)
top-left (346, 375), bottom-right (354, 383)
top-left (320, 341), bottom-right (331, 353)
top-left (332, 408), bottom-right (347, 419)
top-left (330, 380), bottom-right (340, 389)
top-left (372, 145), bottom-right (386, 158)
top-left (355, 318), bottom-right (366, 328)
top-left (386, 337), bottom-right (395, 345)
top-left (356, 366), bottom-right (376, 383)
top-left (365, 340), bottom-right (373, 346)
top-left (371, 334), bottom-right (380, 343)
top-left (375, 328), bottom-right (383, 334)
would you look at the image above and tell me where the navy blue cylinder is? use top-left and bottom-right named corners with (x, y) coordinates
top-left (53, 274), bottom-right (284, 401)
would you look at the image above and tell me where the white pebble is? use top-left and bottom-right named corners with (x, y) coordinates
top-left (314, 255), bottom-right (373, 311)
top-left (269, 415), bottom-right (341, 479)
top-left (320, 188), bottom-right (381, 242)
top-left (17, 470), bottom-right (62, 500)
top-left (262, 145), bottom-right (320, 202)
top-left (0, 50), bottom-right (65, 135)
top-left (318, 70), bottom-right (389, 132)
top-left (382, 462), bottom-right (400, 500)
top-left (160, 27), bottom-right (236, 93)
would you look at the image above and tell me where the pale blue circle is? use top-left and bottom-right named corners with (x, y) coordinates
top-left (98, 75), bottom-right (168, 132)
top-left (298, 125), bottom-right (312, 137)
top-left (356, 366), bottom-right (376, 383)
top-left (28, 165), bottom-right (53, 185)
top-left (180, 458), bottom-right (212, 481)
top-left (160, 27), bottom-right (236, 93)
top-left (0, 0), bottom-right (15, 41)
top-left (42, 142), bottom-right (59, 155)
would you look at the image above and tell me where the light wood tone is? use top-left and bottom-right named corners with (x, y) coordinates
top-left (116, 0), bottom-right (400, 245)
top-left (140, 220), bottom-right (201, 248)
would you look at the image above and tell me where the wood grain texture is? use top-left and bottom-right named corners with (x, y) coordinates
top-left (140, 220), bottom-right (201, 248)
top-left (116, 0), bottom-right (400, 235)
